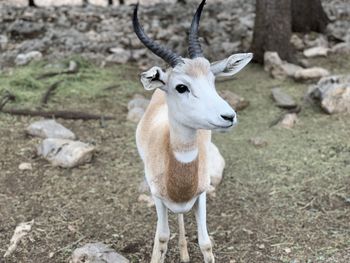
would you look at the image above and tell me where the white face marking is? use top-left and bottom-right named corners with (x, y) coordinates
top-left (174, 148), bottom-right (198, 163)
top-left (166, 58), bottom-right (237, 131)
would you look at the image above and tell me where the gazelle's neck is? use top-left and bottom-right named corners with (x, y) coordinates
top-left (168, 114), bottom-right (199, 163)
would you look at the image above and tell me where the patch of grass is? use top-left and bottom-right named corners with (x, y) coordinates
top-left (0, 57), bottom-right (140, 108)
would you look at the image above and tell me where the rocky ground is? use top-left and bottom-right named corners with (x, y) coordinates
top-left (0, 52), bottom-right (350, 262)
top-left (0, 1), bottom-right (350, 262)
top-left (1, 0), bottom-right (349, 71)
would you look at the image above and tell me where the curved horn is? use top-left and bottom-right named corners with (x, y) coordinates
top-left (188, 0), bottom-right (206, 59)
top-left (133, 4), bottom-right (182, 68)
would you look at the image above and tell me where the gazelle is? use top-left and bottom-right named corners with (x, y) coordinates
top-left (133, 0), bottom-right (252, 262)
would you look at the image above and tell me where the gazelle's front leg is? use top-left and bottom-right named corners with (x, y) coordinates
top-left (194, 192), bottom-right (215, 263)
top-left (151, 196), bottom-right (170, 263)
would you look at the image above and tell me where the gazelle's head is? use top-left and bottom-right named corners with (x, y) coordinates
top-left (133, 0), bottom-right (252, 131)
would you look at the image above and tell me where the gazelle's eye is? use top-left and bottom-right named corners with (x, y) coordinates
top-left (175, 84), bottom-right (189, 94)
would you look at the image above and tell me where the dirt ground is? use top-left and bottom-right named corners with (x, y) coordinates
top-left (0, 55), bottom-right (349, 263)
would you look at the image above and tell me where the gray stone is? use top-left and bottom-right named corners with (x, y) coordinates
top-left (331, 42), bottom-right (350, 54)
top-left (219, 90), bottom-right (249, 111)
top-left (0, 35), bottom-right (8, 50)
top-left (106, 47), bottom-right (130, 64)
top-left (18, 162), bottom-right (33, 171)
top-left (264, 52), bottom-right (302, 80)
top-left (294, 67), bottom-right (330, 82)
top-left (15, 51), bottom-right (42, 66)
top-left (290, 34), bottom-right (304, 50)
top-left (303, 33), bottom-right (328, 48)
top-left (271, 88), bottom-right (297, 109)
top-left (38, 139), bottom-right (95, 168)
top-left (303, 46), bottom-right (329, 58)
top-left (249, 137), bottom-right (268, 148)
top-left (308, 75), bottom-right (350, 114)
top-left (9, 20), bottom-right (45, 39)
top-left (127, 95), bottom-right (150, 111)
top-left (127, 107), bottom-right (145, 123)
top-left (26, 119), bottom-right (76, 139)
top-left (70, 242), bottom-right (129, 263)
top-left (279, 113), bottom-right (298, 129)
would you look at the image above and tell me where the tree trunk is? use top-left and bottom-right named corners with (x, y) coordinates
top-left (251, 0), bottom-right (293, 64)
top-left (292, 0), bottom-right (329, 33)
top-left (119, 0), bottom-right (124, 4)
top-left (108, 0), bottom-right (113, 5)
top-left (29, 0), bottom-right (36, 7)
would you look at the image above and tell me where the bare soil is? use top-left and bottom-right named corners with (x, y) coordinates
top-left (0, 56), bottom-right (349, 263)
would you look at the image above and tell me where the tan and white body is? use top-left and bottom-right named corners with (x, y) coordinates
top-left (132, 1), bottom-right (252, 262)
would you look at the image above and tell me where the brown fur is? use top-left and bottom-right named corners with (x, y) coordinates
top-left (165, 133), bottom-right (199, 202)
top-left (137, 89), bottom-right (211, 203)
top-left (184, 59), bottom-right (210, 78)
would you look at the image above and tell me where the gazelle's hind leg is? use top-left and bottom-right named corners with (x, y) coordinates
top-left (151, 197), bottom-right (170, 263)
top-left (178, 214), bottom-right (190, 262)
top-left (208, 142), bottom-right (225, 188)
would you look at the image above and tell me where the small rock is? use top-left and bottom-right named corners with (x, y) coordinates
top-left (219, 90), bottom-right (249, 111)
top-left (264, 52), bottom-right (302, 80)
top-left (308, 75), bottom-right (350, 114)
top-left (127, 107), bottom-right (145, 123)
top-left (15, 51), bottom-right (43, 66)
top-left (280, 62), bottom-right (303, 78)
top-left (258, 244), bottom-right (265, 249)
top-left (264, 51), bottom-right (285, 79)
top-left (279, 113), bottom-right (298, 129)
top-left (249, 137), bottom-right (268, 148)
top-left (290, 34), bottom-right (304, 50)
top-left (284, 247), bottom-right (292, 254)
top-left (38, 139), bottom-right (95, 168)
top-left (138, 194), bottom-right (155, 207)
top-left (271, 88), bottom-right (297, 109)
top-left (106, 47), bottom-right (130, 64)
top-left (303, 33), bottom-right (328, 48)
top-left (303, 46), bottom-right (329, 58)
top-left (294, 67), bottom-right (330, 81)
top-left (26, 119), bottom-right (76, 140)
top-left (18, 162), bottom-right (32, 171)
top-left (331, 42), bottom-right (350, 54)
top-left (0, 35), bottom-right (8, 50)
top-left (127, 95), bottom-right (149, 111)
top-left (4, 220), bottom-right (34, 258)
top-left (70, 242), bottom-right (129, 263)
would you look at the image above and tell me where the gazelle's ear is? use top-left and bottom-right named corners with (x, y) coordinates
top-left (140, 66), bottom-right (167, 91)
top-left (211, 53), bottom-right (253, 78)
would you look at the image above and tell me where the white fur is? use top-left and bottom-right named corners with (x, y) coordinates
top-left (174, 148), bottom-right (198, 163)
top-left (138, 54), bottom-right (252, 263)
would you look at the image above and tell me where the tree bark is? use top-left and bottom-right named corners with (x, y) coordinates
top-left (292, 0), bottom-right (329, 33)
top-left (29, 0), bottom-right (36, 7)
top-left (251, 0), bottom-right (293, 64)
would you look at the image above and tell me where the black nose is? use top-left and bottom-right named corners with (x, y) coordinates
top-left (221, 114), bottom-right (235, 122)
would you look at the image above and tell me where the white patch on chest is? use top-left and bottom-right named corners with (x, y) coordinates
top-left (173, 148), bottom-right (198, 163)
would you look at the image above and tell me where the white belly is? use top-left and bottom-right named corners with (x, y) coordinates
top-left (162, 196), bottom-right (199, 214)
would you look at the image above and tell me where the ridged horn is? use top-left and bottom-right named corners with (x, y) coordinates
top-left (133, 3), bottom-right (183, 68)
top-left (188, 0), bottom-right (206, 59)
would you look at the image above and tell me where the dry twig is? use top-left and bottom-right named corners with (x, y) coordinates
top-left (1, 108), bottom-right (115, 120)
